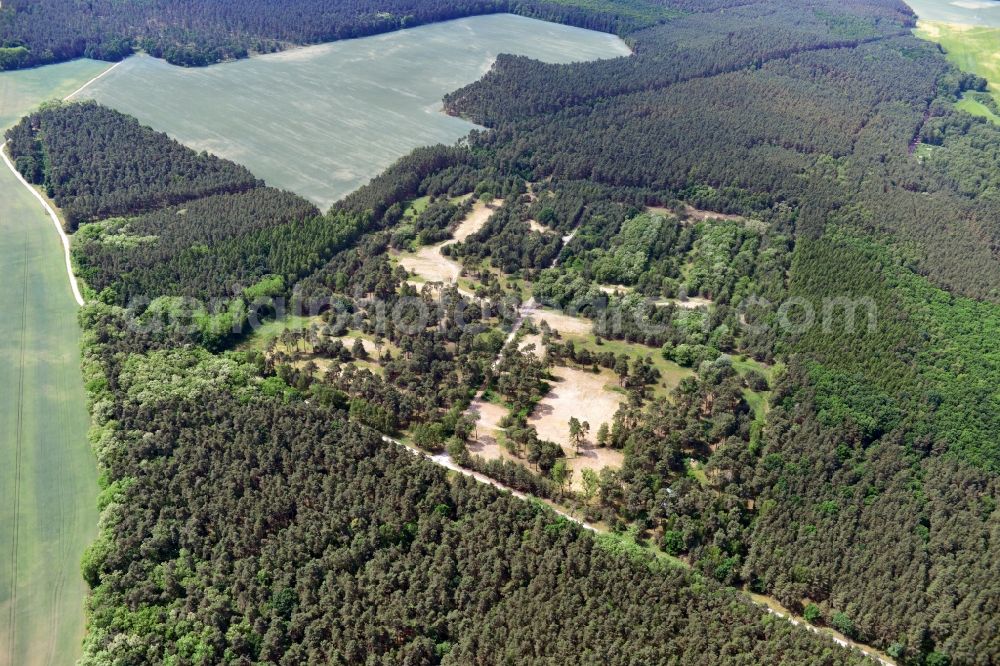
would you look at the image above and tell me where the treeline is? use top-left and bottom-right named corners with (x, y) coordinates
top-left (5, 101), bottom-right (260, 229)
top-left (21, 0), bottom-right (1000, 662)
top-left (0, 0), bottom-right (675, 70)
top-left (444, 0), bottom-right (915, 124)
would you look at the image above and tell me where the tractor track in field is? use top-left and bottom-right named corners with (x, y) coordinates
top-left (6, 239), bottom-right (28, 665)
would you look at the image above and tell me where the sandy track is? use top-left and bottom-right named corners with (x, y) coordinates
top-left (0, 144), bottom-right (84, 307)
top-left (397, 199), bottom-right (499, 285)
top-left (375, 430), bottom-right (893, 665)
top-left (452, 200), bottom-right (496, 241)
top-left (398, 246), bottom-right (461, 284)
top-left (655, 296), bottom-right (713, 309)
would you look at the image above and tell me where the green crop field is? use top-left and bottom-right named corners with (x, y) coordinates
top-left (0, 59), bottom-right (109, 131)
top-left (80, 14), bottom-right (631, 210)
top-left (0, 61), bottom-right (108, 666)
top-left (915, 20), bottom-right (1000, 107)
top-left (905, 0), bottom-right (1000, 27)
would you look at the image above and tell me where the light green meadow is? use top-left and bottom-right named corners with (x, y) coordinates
top-left (0, 59), bottom-right (108, 666)
top-left (81, 14), bottom-right (631, 210)
top-left (905, 0), bottom-right (1000, 26)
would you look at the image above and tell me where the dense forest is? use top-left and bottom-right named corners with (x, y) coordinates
top-left (77, 310), bottom-right (870, 665)
top-left (5, 102), bottom-right (261, 229)
top-left (10, 0), bottom-right (1000, 663)
top-left (0, 0), bottom-right (675, 69)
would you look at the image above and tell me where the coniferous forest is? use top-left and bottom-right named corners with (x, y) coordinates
top-left (4, 0), bottom-right (1000, 664)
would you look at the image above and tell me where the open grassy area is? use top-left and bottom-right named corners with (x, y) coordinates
top-left (560, 332), bottom-right (694, 398)
top-left (79, 15), bottom-right (631, 210)
top-left (237, 315), bottom-right (322, 352)
top-left (915, 21), bottom-right (1000, 107)
top-left (956, 93), bottom-right (1000, 124)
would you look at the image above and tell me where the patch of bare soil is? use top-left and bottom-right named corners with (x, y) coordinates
top-left (531, 363), bottom-right (622, 435)
top-left (532, 309), bottom-right (593, 336)
top-left (452, 200), bottom-right (498, 242)
top-left (655, 296), bottom-right (713, 309)
top-left (646, 205), bottom-right (750, 224)
top-left (519, 333), bottom-right (545, 359)
top-left (396, 245), bottom-right (461, 283)
top-left (567, 446), bottom-right (625, 492)
top-left (467, 398), bottom-right (513, 462)
top-left (527, 219), bottom-right (551, 234)
top-left (396, 200), bottom-right (500, 285)
top-left (333, 335), bottom-right (378, 356)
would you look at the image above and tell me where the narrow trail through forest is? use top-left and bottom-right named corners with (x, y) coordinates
top-left (381, 431), bottom-right (894, 666)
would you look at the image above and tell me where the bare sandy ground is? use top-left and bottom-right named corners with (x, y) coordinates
top-left (467, 398), bottom-right (512, 461)
top-left (527, 219), bottom-right (551, 234)
top-left (333, 335), bottom-right (379, 356)
top-left (646, 205), bottom-right (749, 224)
top-left (519, 333), bottom-right (545, 358)
top-left (453, 200), bottom-right (498, 241)
top-left (466, 365), bottom-right (627, 491)
top-left (529, 366), bottom-right (625, 490)
top-left (532, 309), bottom-right (593, 336)
top-left (397, 199), bottom-right (499, 284)
top-left (656, 296), bottom-right (713, 309)
top-left (596, 284), bottom-right (631, 296)
top-left (529, 366), bottom-right (623, 448)
top-left (567, 447), bottom-right (625, 491)
top-left (397, 245), bottom-right (461, 283)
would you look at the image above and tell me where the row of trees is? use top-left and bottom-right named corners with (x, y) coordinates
top-left (0, 0), bottom-right (675, 71)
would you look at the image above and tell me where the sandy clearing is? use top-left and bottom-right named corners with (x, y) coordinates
top-left (646, 205), bottom-right (750, 224)
top-left (519, 333), bottom-right (545, 358)
top-left (656, 296), bottom-right (713, 309)
top-left (529, 366), bottom-right (623, 450)
top-left (596, 284), bottom-right (631, 296)
top-left (527, 219), bottom-right (552, 234)
top-left (397, 245), bottom-right (461, 283)
top-left (532, 309), bottom-right (593, 336)
top-left (567, 447), bottom-right (625, 492)
top-left (467, 398), bottom-right (512, 462)
top-left (333, 335), bottom-right (379, 356)
top-left (397, 200), bottom-right (500, 285)
top-left (529, 366), bottom-right (625, 490)
top-left (452, 200), bottom-right (499, 241)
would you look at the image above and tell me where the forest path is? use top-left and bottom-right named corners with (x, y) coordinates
top-left (381, 431), bottom-right (894, 666)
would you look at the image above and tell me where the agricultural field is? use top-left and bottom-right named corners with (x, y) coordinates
top-left (0, 59), bottom-right (109, 131)
top-left (79, 14), bottom-right (631, 210)
top-left (914, 20), bottom-right (1000, 106)
top-left (0, 61), bottom-right (112, 666)
top-left (905, 0), bottom-right (1000, 26)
